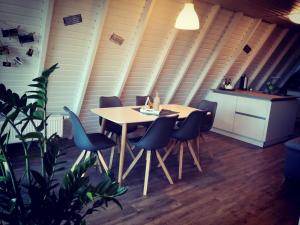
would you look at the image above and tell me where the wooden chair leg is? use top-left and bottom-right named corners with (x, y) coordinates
top-left (179, 143), bottom-right (184, 180)
top-left (109, 146), bottom-right (115, 170)
top-left (187, 141), bottom-right (202, 172)
top-left (158, 141), bottom-right (177, 167)
top-left (71, 150), bottom-right (86, 171)
top-left (82, 151), bottom-right (91, 177)
top-left (97, 150), bottom-right (108, 172)
top-left (96, 158), bottom-right (103, 174)
top-left (200, 133), bottom-right (213, 158)
top-left (143, 150), bottom-right (152, 196)
top-left (126, 141), bottom-right (135, 159)
top-left (122, 149), bottom-right (144, 180)
top-left (156, 150), bottom-right (173, 184)
top-left (196, 136), bottom-right (200, 162)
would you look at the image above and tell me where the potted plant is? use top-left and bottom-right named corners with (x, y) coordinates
top-left (0, 63), bottom-right (127, 225)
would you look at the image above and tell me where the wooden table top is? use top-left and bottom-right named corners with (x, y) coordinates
top-left (91, 104), bottom-right (198, 124)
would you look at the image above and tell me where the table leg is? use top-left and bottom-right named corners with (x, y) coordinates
top-left (100, 118), bottom-right (106, 134)
top-left (118, 123), bottom-right (127, 185)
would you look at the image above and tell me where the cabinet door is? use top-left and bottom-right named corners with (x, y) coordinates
top-left (208, 93), bottom-right (237, 131)
top-left (236, 97), bottom-right (269, 118)
top-left (233, 113), bottom-right (266, 141)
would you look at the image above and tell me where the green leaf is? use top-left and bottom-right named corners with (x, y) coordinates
top-left (0, 176), bottom-right (8, 182)
top-left (27, 94), bottom-right (45, 101)
top-left (31, 170), bottom-right (46, 188)
top-left (0, 118), bottom-right (9, 134)
top-left (86, 192), bottom-right (93, 201)
top-left (17, 132), bottom-right (43, 140)
top-left (32, 76), bottom-right (47, 83)
top-left (36, 121), bottom-right (44, 132)
top-left (33, 111), bottom-right (44, 120)
top-left (28, 83), bottom-right (45, 89)
top-left (21, 120), bottom-right (30, 133)
top-left (0, 155), bottom-right (6, 162)
top-left (41, 63), bottom-right (59, 78)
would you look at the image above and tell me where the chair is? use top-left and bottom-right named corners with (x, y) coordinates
top-left (197, 100), bottom-right (218, 157)
top-left (99, 96), bottom-right (137, 159)
top-left (162, 111), bottom-right (206, 179)
top-left (64, 106), bottom-right (115, 172)
top-left (284, 137), bottom-right (300, 184)
top-left (122, 115), bottom-right (178, 196)
top-left (136, 95), bottom-right (153, 106)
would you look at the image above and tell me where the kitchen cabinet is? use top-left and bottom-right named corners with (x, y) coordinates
top-left (206, 89), bottom-right (298, 147)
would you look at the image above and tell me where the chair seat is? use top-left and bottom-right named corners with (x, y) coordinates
top-left (105, 122), bottom-right (138, 135)
top-left (73, 133), bottom-right (115, 152)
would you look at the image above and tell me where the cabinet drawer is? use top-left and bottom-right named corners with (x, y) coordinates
top-left (233, 113), bottom-right (266, 141)
top-left (210, 93), bottom-right (236, 131)
top-left (236, 97), bottom-right (269, 118)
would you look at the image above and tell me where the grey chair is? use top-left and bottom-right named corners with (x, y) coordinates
top-left (99, 96), bottom-right (137, 161)
top-left (64, 106), bottom-right (115, 172)
top-left (197, 100), bottom-right (218, 158)
top-left (122, 115), bottom-right (178, 196)
top-left (161, 111), bottom-right (206, 179)
top-left (136, 95), bottom-right (153, 106)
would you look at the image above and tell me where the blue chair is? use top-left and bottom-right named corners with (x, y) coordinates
top-left (197, 100), bottom-right (218, 158)
top-left (99, 96), bottom-right (137, 159)
top-left (162, 111), bottom-right (206, 179)
top-left (122, 115), bottom-right (178, 196)
top-left (136, 95), bottom-right (153, 106)
top-left (284, 137), bottom-right (300, 184)
top-left (64, 106), bottom-right (116, 172)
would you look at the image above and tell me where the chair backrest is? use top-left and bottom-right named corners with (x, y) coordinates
top-left (99, 96), bottom-right (123, 133)
top-left (99, 96), bottom-right (123, 108)
top-left (173, 110), bottom-right (207, 140)
top-left (64, 106), bottom-right (93, 150)
top-left (135, 115), bottom-right (178, 150)
top-left (198, 100), bottom-right (217, 131)
top-left (136, 95), bottom-right (153, 106)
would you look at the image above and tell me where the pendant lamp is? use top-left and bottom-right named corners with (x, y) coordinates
top-left (175, 2), bottom-right (199, 30)
top-left (288, 11), bottom-right (300, 24)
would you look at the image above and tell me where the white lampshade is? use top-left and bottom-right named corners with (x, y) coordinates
top-left (175, 3), bottom-right (200, 30)
top-left (288, 11), bottom-right (300, 24)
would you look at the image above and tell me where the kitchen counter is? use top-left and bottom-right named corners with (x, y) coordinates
top-left (212, 89), bottom-right (297, 101)
top-left (206, 90), bottom-right (298, 147)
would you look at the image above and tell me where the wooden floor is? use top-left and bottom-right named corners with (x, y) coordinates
top-left (9, 132), bottom-right (300, 225)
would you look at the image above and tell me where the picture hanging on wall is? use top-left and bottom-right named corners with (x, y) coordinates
top-left (2, 28), bottom-right (18, 37)
top-left (63, 14), bottom-right (82, 26)
top-left (18, 33), bottom-right (34, 44)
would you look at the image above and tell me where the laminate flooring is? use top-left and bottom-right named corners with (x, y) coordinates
top-left (9, 132), bottom-right (300, 225)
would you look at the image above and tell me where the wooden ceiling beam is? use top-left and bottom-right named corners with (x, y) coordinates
top-left (164, 4), bottom-right (220, 104)
top-left (278, 56), bottom-right (300, 88)
top-left (74, 0), bottom-right (110, 114)
top-left (145, 28), bottom-right (178, 96)
top-left (210, 18), bottom-right (262, 90)
top-left (37, 0), bottom-right (55, 75)
top-left (116, 0), bottom-right (156, 97)
top-left (250, 28), bottom-right (288, 90)
top-left (254, 33), bottom-right (299, 90)
top-left (231, 23), bottom-right (276, 86)
top-left (184, 12), bottom-right (243, 106)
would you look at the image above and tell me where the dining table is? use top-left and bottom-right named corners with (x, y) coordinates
top-left (91, 104), bottom-right (199, 185)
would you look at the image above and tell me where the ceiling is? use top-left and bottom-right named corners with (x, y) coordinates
top-left (201, 0), bottom-right (300, 29)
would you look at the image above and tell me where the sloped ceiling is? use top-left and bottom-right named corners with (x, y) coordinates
top-left (0, 0), bottom-right (300, 133)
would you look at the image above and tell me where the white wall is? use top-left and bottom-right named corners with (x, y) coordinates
top-left (0, 0), bottom-right (46, 95)
top-left (0, 0), bottom-right (299, 133)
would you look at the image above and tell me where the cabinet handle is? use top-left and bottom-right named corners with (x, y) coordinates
top-left (235, 111), bottom-right (266, 120)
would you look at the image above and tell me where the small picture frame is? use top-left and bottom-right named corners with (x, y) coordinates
top-left (2, 28), bottom-right (18, 37)
top-left (18, 33), bottom-right (34, 44)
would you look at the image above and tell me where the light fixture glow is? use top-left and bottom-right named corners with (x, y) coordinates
top-left (175, 3), bottom-right (200, 30)
top-left (288, 11), bottom-right (300, 24)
